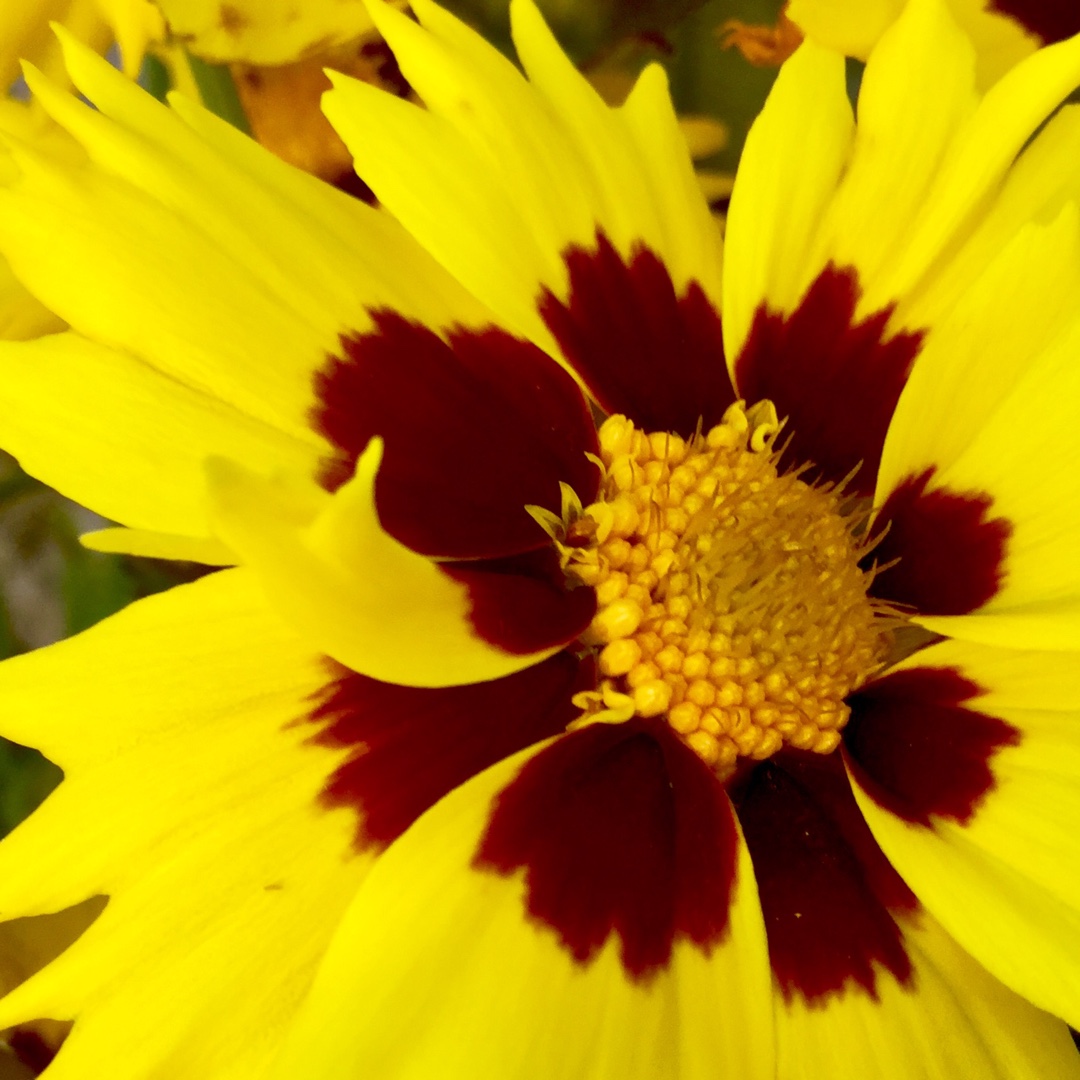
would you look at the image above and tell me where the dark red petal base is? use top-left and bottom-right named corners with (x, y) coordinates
top-left (989, 0), bottom-right (1080, 43)
top-left (6, 1029), bottom-right (59, 1076)
top-left (312, 311), bottom-right (599, 560)
top-left (868, 468), bottom-right (1012, 616)
top-left (845, 666), bottom-right (1020, 827)
top-left (311, 650), bottom-right (595, 851)
top-left (475, 718), bottom-right (738, 981)
top-left (733, 750), bottom-right (917, 1003)
top-left (734, 264), bottom-right (923, 495)
top-left (539, 232), bottom-right (736, 437)
top-left (442, 547), bottom-right (597, 655)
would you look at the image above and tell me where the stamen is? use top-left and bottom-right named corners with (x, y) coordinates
top-left (556, 404), bottom-right (891, 780)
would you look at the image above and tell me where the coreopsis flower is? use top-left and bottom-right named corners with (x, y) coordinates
top-left (788, 0), bottom-right (1080, 84)
top-left (0, 0), bottom-right (1078, 1076)
top-left (154, 0), bottom-right (384, 65)
top-left (0, 0), bottom-right (163, 89)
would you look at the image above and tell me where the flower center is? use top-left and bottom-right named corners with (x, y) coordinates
top-left (550, 403), bottom-right (889, 780)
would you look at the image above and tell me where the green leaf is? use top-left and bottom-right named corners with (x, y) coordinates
top-left (186, 53), bottom-right (251, 133)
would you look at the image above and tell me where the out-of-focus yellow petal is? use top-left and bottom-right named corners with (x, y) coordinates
top-left (0, 258), bottom-right (62, 341)
top-left (0, 0), bottom-right (162, 89)
top-left (154, 0), bottom-right (391, 65)
top-left (786, 0), bottom-right (901, 59)
top-left (0, 103), bottom-right (67, 342)
top-left (206, 442), bottom-right (561, 689)
top-left (778, 909), bottom-right (1080, 1078)
top-left (849, 638), bottom-right (1080, 1028)
top-left (0, 569), bottom-right (367, 1080)
top-left (272, 740), bottom-right (775, 1080)
top-left (80, 528), bottom-right (235, 565)
top-left (789, 0), bottom-right (1055, 87)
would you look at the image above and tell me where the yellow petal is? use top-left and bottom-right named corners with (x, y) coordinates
top-left (0, 331), bottom-right (321, 540)
top-left (2, 34), bottom-right (491, 442)
top-left (80, 528), bottom-right (235, 566)
top-left (848, 637), bottom-right (1080, 1028)
top-left (898, 314), bottom-right (1080, 649)
top-left (91, 0), bottom-right (165, 75)
top-left (323, 0), bottom-right (720, 361)
top-left (206, 441), bottom-right (560, 688)
top-left (723, 39), bottom-right (852, 360)
top-left (789, 0), bottom-right (1047, 87)
top-left (0, 256), bottom-right (62, 341)
top-left (870, 16), bottom-right (1080, 315)
top-left (778, 909), bottom-right (1080, 1078)
top-left (813, 0), bottom-right (978, 308)
top-left (272, 738), bottom-right (775, 1080)
top-left (0, 569), bottom-right (367, 1080)
top-left (878, 201), bottom-right (1080, 496)
top-left (786, 0), bottom-right (901, 59)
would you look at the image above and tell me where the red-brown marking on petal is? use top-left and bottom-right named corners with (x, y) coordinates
top-left (6, 1028), bottom-right (59, 1074)
top-left (845, 666), bottom-right (1020, 827)
top-left (868, 468), bottom-right (1012, 615)
top-left (735, 265), bottom-right (923, 495)
top-left (312, 311), bottom-right (600, 560)
top-left (442, 546), bottom-right (597, 655)
top-left (475, 718), bottom-right (738, 980)
top-left (312, 650), bottom-right (593, 850)
top-left (733, 751), bottom-right (916, 1002)
top-left (988, 0), bottom-right (1080, 43)
top-left (539, 232), bottom-right (735, 436)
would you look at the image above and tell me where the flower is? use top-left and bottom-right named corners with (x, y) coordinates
top-left (0, 0), bottom-right (1079, 1076)
top-left (787, 0), bottom-right (1080, 85)
top-left (0, 0), bottom-right (163, 91)
top-left (153, 0), bottom-right (387, 66)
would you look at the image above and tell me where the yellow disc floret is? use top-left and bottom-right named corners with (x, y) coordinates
top-left (556, 402), bottom-right (887, 780)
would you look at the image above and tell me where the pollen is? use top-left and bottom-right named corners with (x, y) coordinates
top-left (557, 403), bottom-right (889, 781)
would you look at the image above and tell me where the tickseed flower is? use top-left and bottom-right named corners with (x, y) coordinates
top-left (0, 0), bottom-right (1079, 1075)
top-left (0, 0), bottom-right (163, 90)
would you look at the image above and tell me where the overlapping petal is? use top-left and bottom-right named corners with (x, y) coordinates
top-left (0, 332), bottom-right (318, 543)
top-left (0, 570), bottom-right (367, 1080)
top-left (3, 36), bottom-right (491, 436)
top-left (847, 638), bottom-right (1080, 1028)
top-left (322, 0), bottom-right (722, 385)
top-left (206, 441), bottom-right (587, 688)
top-left (728, 0), bottom-right (1080, 352)
top-left (776, 912), bottom-right (1080, 1079)
top-left (789, 0), bottom-right (1079, 87)
top-left (272, 738), bottom-right (775, 1080)
top-left (0, 0), bottom-right (162, 89)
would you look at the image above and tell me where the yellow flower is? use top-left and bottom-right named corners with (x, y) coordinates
top-left (154, 0), bottom-right (382, 65)
top-left (0, 0), bottom-right (163, 89)
top-left (0, 0), bottom-right (1079, 1076)
top-left (788, 0), bottom-right (1080, 85)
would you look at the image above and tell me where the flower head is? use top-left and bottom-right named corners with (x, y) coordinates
top-left (0, 0), bottom-right (1079, 1076)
